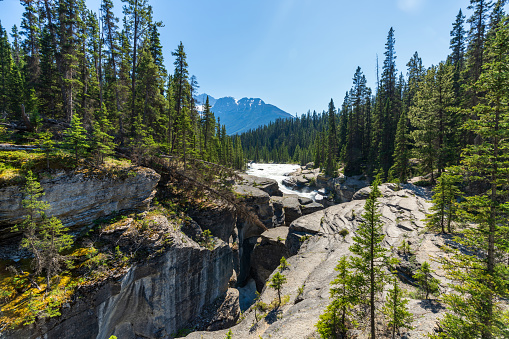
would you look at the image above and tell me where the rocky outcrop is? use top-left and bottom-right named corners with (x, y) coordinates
top-left (188, 184), bottom-right (448, 339)
top-left (315, 174), bottom-right (369, 203)
top-left (282, 167), bottom-right (320, 190)
top-left (249, 227), bottom-right (291, 292)
top-left (270, 195), bottom-right (324, 227)
top-left (0, 167), bottom-right (160, 239)
top-left (282, 196), bottom-right (302, 225)
top-left (237, 173), bottom-right (282, 196)
top-left (233, 185), bottom-right (274, 232)
top-left (1, 216), bottom-right (236, 339)
top-left (188, 205), bottom-right (237, 243)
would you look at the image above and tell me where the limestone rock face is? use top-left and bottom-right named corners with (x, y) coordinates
top-left (233, 185), bottom-right (273, 232)
top-left (188, 184), bottom-right (446, 339)
top-left (2, 217), bottom-right (235, 339)
top-left (189, 205), bottom-right (237, 242)
top-left (282, 196), bottom-right (302, 225)
top-left (0, 167), bottom-right (160, 239)
top-left (249, 227), bottom-right (291, 292)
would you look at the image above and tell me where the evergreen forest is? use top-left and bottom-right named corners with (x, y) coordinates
top-left (0, 0), bottom-right (245, 170)
top-left (241, 0), bottom-right (508, 182)
top-left (0, 0), bottom-right (509, 338)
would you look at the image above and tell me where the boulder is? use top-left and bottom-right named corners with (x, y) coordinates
top-left (237, 173), bottom-right (282, 196)
top-left (233, 185), bottom-right (274, 232)
top-left (189, 205), bottom-right (237, 243)
top-left (298, 196), bottom-right (313, 205)
top-left (270, 196), bottom-right (285, 226)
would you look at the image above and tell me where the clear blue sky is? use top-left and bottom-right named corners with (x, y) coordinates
top-left (2, 0), bottom-right (507, 115)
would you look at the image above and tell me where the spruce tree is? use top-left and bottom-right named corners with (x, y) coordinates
top-left (345, 67), bottom-right (368, 175)
top-left (325, 99), bottom-right (337, 176)
top-left (0, 24), bottom-right (12, 114)
top-left (65, 113), bottom-right (88, 165)
top-left (389, 109), bottom-right (409, 183)
top-left (14, 171), bottom-right (73, 289)
top-left (413, 261), bottom-right (439, 300)
top-left (381, 274), bottom-right (413, 339)
top-left (269, 271), bottom-right (287, 306)
top-left (316, 256), bottom-right (359, 339)
top-left (450, 9), bottom-right (466, 104)
top-left (433, 19), bottom-right (509, 339)
top-left (425, 171), bottom-right (462, 234)
top-left (349, 177), bottom-right (388, 338)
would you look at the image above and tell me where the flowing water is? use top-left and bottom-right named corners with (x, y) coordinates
top-left (245, 163), bottom-right (319, 200)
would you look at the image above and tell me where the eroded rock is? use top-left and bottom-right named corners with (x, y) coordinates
top-left (0, 167), bottom-right (160, 239)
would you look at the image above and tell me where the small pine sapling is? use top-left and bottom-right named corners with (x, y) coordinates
top-left (425, 171), bottom-right (462, 234)
top-left (382, 274), bottom-right (413, 339)
top-left (279, 256), bottom-right (289, 272)
top-left (412, 261), bottom-right (439, 299)
top-left (269, 271), bottom-right (287, 306)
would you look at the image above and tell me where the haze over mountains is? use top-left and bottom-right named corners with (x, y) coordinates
top-left (195, 94), bottom-right (293, 135)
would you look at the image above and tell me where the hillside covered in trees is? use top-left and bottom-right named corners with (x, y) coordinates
top-left (241, 0), bottom-right (508, 181)
top-left (0, 0), bottom-right (245, 170)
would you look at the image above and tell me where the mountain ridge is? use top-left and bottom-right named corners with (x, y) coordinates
top-left (195, 94), bottom-right (293, 135)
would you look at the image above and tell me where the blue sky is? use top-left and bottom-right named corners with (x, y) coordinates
top-left (2, 0), bottom-right (507, 115)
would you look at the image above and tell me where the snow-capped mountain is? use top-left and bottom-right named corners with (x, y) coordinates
top-left (194, 94), bottom-right (293, 135)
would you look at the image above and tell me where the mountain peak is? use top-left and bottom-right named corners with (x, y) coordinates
top-left (194, 93), bottom-right (292, 134)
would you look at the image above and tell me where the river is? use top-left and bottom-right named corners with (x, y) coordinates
top-left (245, 163), bottom-right (319, 200)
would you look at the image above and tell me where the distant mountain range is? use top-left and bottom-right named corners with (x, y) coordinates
top-left (194, 94), bottom-right (293, 135)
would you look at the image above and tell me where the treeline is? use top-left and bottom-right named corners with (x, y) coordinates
top-left (241, 0), bottom-right (507, 179)
top-left (0, 0), bottom-right (245, 170)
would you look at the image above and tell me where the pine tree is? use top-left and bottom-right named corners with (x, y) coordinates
top-left (14, 171), bottom-right (73, 289)
top-left (450, 9), bottom-right (466, 104)
top-left (65, 113), bottom-right (88, 165)
top-left (269, 271), bottom-right (287, 306)
top-left (325, 99), bottom-right (337, 176)
top-left (389, 109), bottom-right (409, 183)
top-left (432, 19), bottom-right (509, 339)
top-left (381, 274), bottom-right (413, 339)
top-left (316, 256), bottom-right (359, 339)
top-left (425, 171), bottom-right (462, 234)
top-left (349, 177), bottom-right (388, 338)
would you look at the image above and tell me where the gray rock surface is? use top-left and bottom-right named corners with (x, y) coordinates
top-left (282, 196), bottom-right (302, 225)
top-left (188, 183), bottom-right (448, 339)
top-left (249, 227), bottom-right (291, 292)
top-left (1, 216), bottom-right (235, 339)
top-left (189, 205), bottom-right (237, 242)
top-left (0, 167), bottom-right (160, 239)
top-left (300, 201), bottom-right (324, 216)
top-left (238, 173), bottom-right (282, 196)
top-left (233, 185), bottom-right (274, 232)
